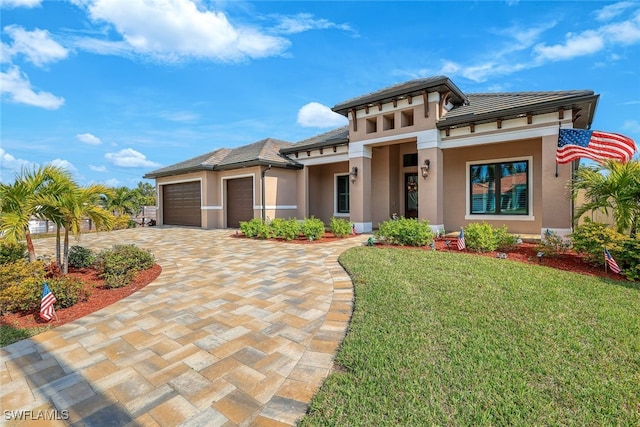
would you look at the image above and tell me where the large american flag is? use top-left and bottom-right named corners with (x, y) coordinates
top-left (40, 283), bottom-right (57, 321)
top-left (604, 249), bottom-right (621, 274)
top-left (557, 129), bottom-right (636, 164)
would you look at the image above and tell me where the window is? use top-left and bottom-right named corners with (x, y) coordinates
top-left (366, 117), bottom-right (377, 133)
top-left (383, 113), bottom-right (395, 130)
top-left (403, 153), bottom-right (418, 167)
top-left (401, 109), bottom-right (414, 127)
top-left (470, 160), bottom-right (528, 215)
top-left (335, 174), bottom-right (350, 215)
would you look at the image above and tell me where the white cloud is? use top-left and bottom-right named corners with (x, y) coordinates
top-left (1, 0), bottom-right (42, 8)
top-left (105, 148), bottom-right (160, 167)
top-left (271, 13), bottom-right (354, 35)
top-left (0, 148), bottom-right (37, 182)
top-left (0, 65), bottom-right (65, 109)
top-left (594, 1), bottom-right (636, 21)
top-left (297, 102), bottom-right (348, 128)
top-left (49, 158), bottom-right (77, 172)
top-left (103, 178), bottom-right (120, 187)
top-left (89, 164), bottom-right (108, 172)
top-left (622, 119), bottom-right (640, 134)
top-left (76, 133), bottom-right (102, 145)
top-left (3, 25), bottom-right (69, 67)
top-left (74, 0), bottom-right (290, 62)
top-left (534, 30), bottom-right (605, 61)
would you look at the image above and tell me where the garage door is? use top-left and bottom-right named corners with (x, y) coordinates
top-left (227, 177), bottom-right (253, 228)
top-left (162, 181), bottom-right (201, 227)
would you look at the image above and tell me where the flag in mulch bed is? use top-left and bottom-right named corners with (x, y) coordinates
top-left (457, 228), bottom-right (466, 251)
top-left (40, 282), bottom-right (57, 321)
top-left (604, 249), bottom-right (621, 274)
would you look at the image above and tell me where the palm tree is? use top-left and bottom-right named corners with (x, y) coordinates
top-left (0, 165), bottom-right (71, 262)
top-left (102, 186), bottom-right (139, 217)
top-left (572, 159), bottom-right (640, 236)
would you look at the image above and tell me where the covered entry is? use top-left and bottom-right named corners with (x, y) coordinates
top-left (162, 181), bottom-right (201, 227)
top-left (227, 177), bottom-right (253, 228)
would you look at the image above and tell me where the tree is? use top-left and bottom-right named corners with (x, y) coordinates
top-left (0, 165), bottom-right (71, 262)
top-left (571, 159), bottom-right (640, 237)
top-left (135, 181), bottom-right (156, 206)
top-left (101, 186), bottom-right (139, 217)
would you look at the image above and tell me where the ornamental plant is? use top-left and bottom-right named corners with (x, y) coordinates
top-left (239, 218), bottom-right (272, 239)
top-left (375, 218), bottom-right (434, 246)
top-left (0, 259), bottom-right (45, 313)
top-left (464, 222), bottom-right (518, 252)
top-left (68, 245), bottom-right (95, 268)
top-left (270, 218), bottom-right (300, 241)
top-left (570, 220), bottom-right (629, 265)
top-left (95, 244), bottom-right (155, 288)
top-left (301, 217), bottom-right (325, 240)
top-left (330, 217), bottom-right (352, 238)
top-left (0, 242), bottom-right (27, 265)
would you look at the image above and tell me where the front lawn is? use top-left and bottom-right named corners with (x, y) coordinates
top-left (301, 247), bottom-right (640, 426)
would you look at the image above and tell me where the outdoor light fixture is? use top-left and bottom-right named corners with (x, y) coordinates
top-left (350, 166), bottom-right (358, 183)
top-left (421, 159), bottom-right (431, 178)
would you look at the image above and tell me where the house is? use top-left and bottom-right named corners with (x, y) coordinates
top-left (144, 76), bottom-right (599, 238)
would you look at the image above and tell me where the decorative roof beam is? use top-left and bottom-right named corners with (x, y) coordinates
top-left (527, 113), bottom-right (533, 124)
top-left (377, 102), bottom-right (382, 111)
top-left (422, 90), bottom-right (429, 118)
top-left (351, 108), bottom-right (357, 132)
top-left (407, 95), bottom-right (413, 104)
top-left (497, 119), bottom-right (502, 129)
top-left (558, 108), bottom-right (564, 120)
top-left (470, 123), bottom-right (475, 133)
top-left (445, 127), bottom-right (450, 137)
top-left (392, 99), bottom-right (398, 108)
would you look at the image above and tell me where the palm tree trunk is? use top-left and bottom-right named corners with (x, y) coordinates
top-left (63, 226), bottom-right (69, 274)
top-left (25, 229), bottom-right (36, 262)
top-left (56, 225), bottom-right (61, 267)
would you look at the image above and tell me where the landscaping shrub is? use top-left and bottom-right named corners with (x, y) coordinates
top-left (239, 218), bottom-right (272, 239)
top-left (0, 242), bottom-right (27, 265)
top-left (270, 218), bottom-right (300, 241)
top-left (68, 245), bottom-right (95, 268)
top-left (536, 229), bottom-right (572, 257)
top-left (301, 217), bottom-right (325, 240)
top-left (112, 214), bottom-right (135, 230)
top-left (375, 218), bottom-right (434, 246)
top-left (571, 220), bottom-right (629, 265)
top-left (330, 217), bottom-right (352, 238)
top-left (464, 222), bottom-right (518, 252)
top-left (46, 277), bottom-right (91, 308)
top-left (617, 238), bottom-right (640, 281)
top-left (96, 244), bottom-right (155, 288)
top-left (0, 259), bottom-right (46, 313)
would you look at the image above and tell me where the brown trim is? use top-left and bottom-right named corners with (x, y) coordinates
top-left (407, 95), bottom-right (413, 104)
top-left (497, 119), bottom-right (502, 129)
top-left (470, 123), bottom-right (475, 133)
top-left (392, 99), bottom-right (397, 108)
top-left (422, 90), bottom-right (429, 118)
top-left (527, 113), bottom-right (533, 124)
top-left (558, 108), bottom-right (564, 120)
top-left (351, 108), bottom-right (357, 131)
top-left (377, 102), bottom-right (382, 111)
top-left (365, 105), bottom-right (369, 114)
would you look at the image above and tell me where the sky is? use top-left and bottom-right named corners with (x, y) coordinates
top-left (1, 0), bottom-right (639, 188)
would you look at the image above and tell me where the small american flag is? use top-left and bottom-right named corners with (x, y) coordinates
top-left (557, 129), bottom-right (636, 164)
top-left (40, 283), bottom-right (57, 321)
top-left (457, 228), bottom-right (466, 251)
top-left (604, 249), bottom-right (621, 274)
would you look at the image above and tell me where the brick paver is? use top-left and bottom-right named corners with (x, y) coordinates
top-left (1, 228), bottom-right (367, 426)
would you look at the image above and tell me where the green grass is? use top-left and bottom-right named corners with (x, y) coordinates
top-left (300, 247), bottom-right (640, 426)
top-left (1, 324), bottom-right (51, 347)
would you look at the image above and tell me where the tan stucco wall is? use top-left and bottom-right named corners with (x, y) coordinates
top-left (308, 161), bottom-right (349, 224)
top-left (263, 168), bottom-right (298, 220)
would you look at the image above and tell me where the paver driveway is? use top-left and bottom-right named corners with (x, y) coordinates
top-left (1, 227), bottom-right (367, 426)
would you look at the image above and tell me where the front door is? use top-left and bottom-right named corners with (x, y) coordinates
top-left (405, 173), bottom-right (418, 219)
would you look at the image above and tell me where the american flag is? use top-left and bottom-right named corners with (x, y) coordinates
top-left (604, 249), bottom-right (621, 274)
top-left (457, 228), bottom-right (466, 251)
top-left (557, 129), bottom-right (637, 164)
top-left (40, 283), bottom-right (57, 321)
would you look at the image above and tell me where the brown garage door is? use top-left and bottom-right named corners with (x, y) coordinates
top-left (227, 177), bottom-right (253, 228)
top-left (162, 181), bottom-right (201, 227)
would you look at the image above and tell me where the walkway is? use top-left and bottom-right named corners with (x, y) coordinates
top-left (1, 228), bottom-right (367, 426)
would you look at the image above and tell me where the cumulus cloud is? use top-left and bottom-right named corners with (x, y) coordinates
top-left (1, 0), bottom-right (42, 8)
top-left (271, 13), bottom-right (354, 35)
top-left (0, 65), bottom-right (65, 109)
top-left (89, 164), bottom-right (108, 172)
top-left (594, 1), bottom-right (636, 21)
top-left (0, 148), bottom-right (37, 182)
top-left (534, 30), bottom-right (605, 61)
top-left (76, 133), bottom-right (102, 145)
top-left (105, 148), bottom-right (160, 168)
top-left (3, 25), bottom-right (69, 67)
top-left (49, 158), bottom-right (77, 172)
top-left (297, 102), bottom-right (348, 128)
top-left (73, 0), bottom-right (290, 62)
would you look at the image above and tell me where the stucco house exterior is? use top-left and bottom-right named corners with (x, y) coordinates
top-left (144, 76), bottom-right (599, 238)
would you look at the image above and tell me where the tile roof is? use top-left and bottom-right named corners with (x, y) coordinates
top-left (143, 138), bottom-right (300, 179)
top-left (438, 90), bottom-right (597, 128)
top-left (280, 126), bottom-right (349, 153)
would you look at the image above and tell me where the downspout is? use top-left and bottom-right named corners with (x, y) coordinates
top-left (261, 164), bottom-right (271, 221)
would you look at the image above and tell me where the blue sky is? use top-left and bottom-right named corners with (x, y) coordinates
top-left (1, 0), bottom-right (639, 188)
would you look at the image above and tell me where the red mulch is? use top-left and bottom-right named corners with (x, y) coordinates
top-left (1, 264), bottom-right (161, 329)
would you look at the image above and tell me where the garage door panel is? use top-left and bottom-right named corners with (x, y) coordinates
top-left (227, 177), bottom-right (253, 228)
top-left (163, 181), bottom-right (201, 227)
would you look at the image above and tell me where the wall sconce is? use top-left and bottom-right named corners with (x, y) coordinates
top-left (350, 166), bottom-right (358, 183)
top-left (420, 159), bottom-right (430, 178)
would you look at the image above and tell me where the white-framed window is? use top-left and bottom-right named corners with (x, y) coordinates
top-left (334, 173), bottom-right (350, 216)
top-left (466, 156), bottom-right (534, 221)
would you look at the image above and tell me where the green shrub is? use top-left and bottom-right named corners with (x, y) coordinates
top-left (571, 220), bottom-right (629, 265)
top-left (0, 259), bottom-right (46, 313)
top-left (330, 217), bottom-right (352, 238)
top-left (464, 222), bottom-right (517, 252)
top-left (239, 218), bottom-right (272, 239)
top-left (47, 277), bottom-right (91, 308)
top-left (375, 218), bottom-right (434, 246)
top-left (68, 246), bottom-right (95, 268)
top-left (96, 244), bottom-right (155, 288)
top-left (617, 238), bottom-right (640, 281)
top-left (0, 242), bottom-right (27, 265)
top-left (270, 218), bottom-right (300, 241)
top-left (301, 217), bottom-right (325, 241)
top-left (536, 229), bottom-right (572, 257)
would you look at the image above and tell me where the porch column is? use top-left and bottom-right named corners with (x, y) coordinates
top-left (349, 144), bottom-right (372, 233)
top-left (417, 129), bottom-right (444, 234)
top-left (296, 166), bottom-right (309, 219)
top-left (540, 133), bottom-right (573, 238)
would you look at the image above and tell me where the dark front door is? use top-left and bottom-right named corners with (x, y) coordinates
top-left (227, 177), bottom-right (253, 228)
top-left (405, 173), bottom-right (418, 219)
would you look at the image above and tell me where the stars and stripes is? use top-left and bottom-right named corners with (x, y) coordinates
top-left (40, 282), bottom-right (57, 321)
top-left (556, 129), bottom-right (637, 164)
top-left (457, 228), bottom-right (466, 251)
top-left (604, 249), bottom-right (621, 274)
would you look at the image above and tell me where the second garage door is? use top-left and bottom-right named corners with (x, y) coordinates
top-left (162, 181), bottom-right (201, 227)
top-left (227, 177), bottom-right (253, 228)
